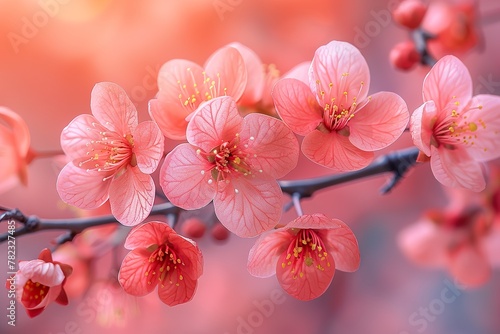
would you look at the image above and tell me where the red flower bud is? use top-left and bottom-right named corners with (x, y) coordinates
top-left (389, 41), bottom-right (420, 70)
top-left (393, 0), bottom-right (428, 29)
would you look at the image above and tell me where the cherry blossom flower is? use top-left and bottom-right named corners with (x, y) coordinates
top-left (0, 107), bottom-right (33, 193)
top-left (149, 45), bottom-right (247, 140)
top-left (160, 96), bottom-right (299, 237)
top-left (6, 248), bottom-right (72, 318)
top-left (247, 214), bottom-right (360, 300)
top-left (409, 55), bottom-right (500, 192)
top-left (118, 221), bottom-right (203, 306)
top-left (56, 82), bottom-right (164, 226)
top-left (228, 42), bottom-right (281, 116)
top-left (272, 40), bottom-right (409, 171)
top-left (421, 0), bottom-right (479, 58)
top-left (398, 185), bottom-right (500, 287)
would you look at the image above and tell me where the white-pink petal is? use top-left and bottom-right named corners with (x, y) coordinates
top-left (109, 167), bottom-right (155, 226)
top-left (214, 176), bottom-right (282, 237)
top-left (410, 101), bottom-right (437, 157)
top-left (348, 92), bottom-right (409, 151)
top-left (423, 55), bottom-right (472, 114)
top-left (272, 78), bottom-right (322, 136)
top-left (132, 121), bottom-right (164, 174)
top-left (160, 144), bottom-right (216, 210)
top-left (240, 113), bottom-right (299, 179)
top-left (91, 82), bottom-right (138, 136)
top-left (56, 163), bottom-right (112, 209)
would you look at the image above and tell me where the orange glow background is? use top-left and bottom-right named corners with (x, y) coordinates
top-left (1, 0), bottom-right (500, 333)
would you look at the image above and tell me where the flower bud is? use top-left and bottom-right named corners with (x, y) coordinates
top-left (180, 218), bottom-right (206, 239)
top-left (389, 41), bottom-right (420, 70)
top-left (393, 0), bottom-right (428, 30)
top-left (211, 221), bottom-right (230, 242)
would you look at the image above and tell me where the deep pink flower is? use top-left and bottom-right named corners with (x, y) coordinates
top-left (273, 41), bottom-right (409, 171)
top-left (160, 96), bottom-right (299, 237)
top-left (149, 45), bottom-right (247, 140)
top-left (118, 221), bottom-right (203, 306)
top-left (247, 214), bottom-right (360, 300)
top-left (410, 55), bottom-right (500, 191)
top-left (57, 82), bottom-right (164, 226)
top-left (0, 107), bottom-right (32, 193)
top-left (6, 248), bottom-right (72, 318)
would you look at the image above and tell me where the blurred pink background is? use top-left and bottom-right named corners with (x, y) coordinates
top-left (1, 0), bottom-right (500, 333)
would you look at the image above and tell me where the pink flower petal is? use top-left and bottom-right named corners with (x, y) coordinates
top-left (276, 246), bottom-right (336, 301)
top-left (449, 245), bottom-right (490, 287)
top-left (309, 41), bottom-right (370, 107)
top-left (283, 61), bottom-right (311, 83)
top-left (168, 232), bottom-right (204, 280)
top-left (186, 97), bottom-right (242, 152)
top-left (272, 78), bottom-right (322, 136)
top-left (483, 223), bottom-right (500, 267)
top-left (157, 269), bottom-right (198, 306)
top-left (0, 106), bottom-right (30, 156)
top-left (118, 249), bottom-right (157, 296)
top-left (148, 98), bottom-right (188, 140)
top-left (240, 113), bottom-right (299, 178)
top-left (410, 101), bottom-right (437, 157)
top-left (160, 144), bottom-right (215, 209)
top-left (247, 230), bottom-right (292, 278)
top-left (204, 46), bottom-right (247, 102)
top-left (228, 42), bottom-right (265, 106)
top-left (430, 146), bottom-right (486, 192)
top-left (57, 163), bottom-right (112, 209)
top-left (91, 82), bottom-right (138, 135)
top-left (423, 55), bottom-right (472, 113)
top-left (132, 121), bottom-right (164, 174)
top-left (463, 94), bottom-right (500, 161)
top-left (20, 260), bottom-right (65, 286)
top-left (214, 176), bottom-right (282, 237)
top-left (124, 220), bottom-right (171, 250)
top-left (397, 219), bottom-right (450, 267)
top-left (319, 221), bottom-right (360, 273)
top-left (302, 131), bottom-right (374, 171)
top-left (109, 167), bottom-right (155, 226)
top-left (60, 114), bottom-right (105, 161)
top-left (349, 92), bottom-right (409, 151)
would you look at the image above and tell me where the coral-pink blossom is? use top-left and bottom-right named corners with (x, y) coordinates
top-left (409, 55), bottom-right (500, 192)
top-left (149, 45), bottom-right (247, 140)
top-left (0, 107), bottom-right (32, 193)
top-left (160, 96), bottom-right (299, 237)
top-left (6, 248), bottom-right (72, 318)
top-left (56, 82), bottom-right (164, 226)
top-left (272, 40), bottom-right (409, 171)
top-left (118, 221), bottom-right (203, 306)
top-left (247, 214), bottom-right (360, 300)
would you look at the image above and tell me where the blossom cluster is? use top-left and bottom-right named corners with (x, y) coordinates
top-left (3, 26), bottom-right (500, 317)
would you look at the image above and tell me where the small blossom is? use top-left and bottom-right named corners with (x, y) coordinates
top-left (160, 96), bottom-right (299, 237)
top-left (6, 248), bottom-right (72, 318)
top-left (0, 107), bottom-right (32, 193)
top-left (118, 221), bottom-right (203, 306)
top-left (247, 214), bottom-right (360, 300)
top-left (392, 0), bottom-right (428, 30)
top-left (410, 55), bottom-right (500, 191)
top-left (398, 183), bottom-right (500, 287)
top-left (272, 40), bottom-right (409, 171)
top-left (57, 82), bottom-right (164, 226)
top-left (149, 45), bottom-right (247, 140)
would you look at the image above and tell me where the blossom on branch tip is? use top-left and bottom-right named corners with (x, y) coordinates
top-left (56, 82), bottom-right (164, 226)
top-left (0, 107), bottom-right (32, 193)
top-left (118, 221), bottom-right (203, 306)
top-left (6, 248), bottom-right (72, 318)
top-left (160, 96), bottom-right (299, 237)
top-left (409, 55), bottom-right (500, 192)
top-left (247, 214), bottom-right (360, 301)
top-left (272, 40), bottom-right (409, 171)
top-left (149, 45), bottom-right (247, 140)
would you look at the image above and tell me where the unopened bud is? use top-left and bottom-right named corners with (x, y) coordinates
top-left (393, 0), bottom-right (428, 30)
top-left (181, 218), bottom-right (206, 239)
top-left (211, 221), bottom-right (230, 242)
top-left (389, 41), bottom-right (420, 70)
